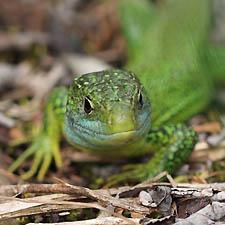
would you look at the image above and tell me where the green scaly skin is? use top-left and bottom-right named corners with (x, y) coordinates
top-left (9, 0), bottom-right (225, 183)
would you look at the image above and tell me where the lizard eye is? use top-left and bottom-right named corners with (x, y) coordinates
top-left (84, 96), bottom-right (93, 114)
top-left (138, 92), bottom-right (143, 107)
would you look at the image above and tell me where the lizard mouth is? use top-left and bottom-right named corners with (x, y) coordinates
top-left (68, 113), bottom-right (150, 150)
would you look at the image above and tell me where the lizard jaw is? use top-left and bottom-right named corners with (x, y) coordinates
top-left (65, 112), bottom-right (150, 151)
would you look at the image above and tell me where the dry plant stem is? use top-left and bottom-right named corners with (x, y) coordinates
top-left (0, 183), bottom-right (148, 214)
top-left (0, 194), bottom-right (79, 219)
top-left (0, 183), bottom-right (120, 196)
top-left (64, 183), bottom-right (148, 214)
top-left (2, 182), bottom-right (225, 197)
top-left (134, 171), bottom-right (177, 188)
top-left (27, 217), bottom-right (140, 225)
top-left (0, 196), bottom-right (139, 225)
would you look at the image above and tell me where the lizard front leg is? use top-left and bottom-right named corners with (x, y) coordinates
top-left (9, 87), bottom-right (67, 181)
top-left (107, 124), bottom-right (197, 186)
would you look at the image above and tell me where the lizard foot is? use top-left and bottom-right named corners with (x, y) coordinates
top-left (9, 134), bottom-right (62, 181)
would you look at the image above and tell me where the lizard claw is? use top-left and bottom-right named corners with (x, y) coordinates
top-left (9, 134), bottom-right (62, 181)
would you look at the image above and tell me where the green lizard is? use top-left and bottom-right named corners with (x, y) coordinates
top-left (9, 0), bottom-right (225, 182)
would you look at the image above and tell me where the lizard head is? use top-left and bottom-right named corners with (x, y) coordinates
top-left (65, 69), bottom-right (151, 152)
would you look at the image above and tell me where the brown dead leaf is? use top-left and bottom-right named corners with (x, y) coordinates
top-left (9, 127), bottom-right (24, 140)
top-left (130, 212), bottom-right (143, 218)
top-left (193, 122), bottom-right (222, 134)
top-left (176, 197), bottom-right (210, 219)
top-left (190, 144), bottom-right (225, 163)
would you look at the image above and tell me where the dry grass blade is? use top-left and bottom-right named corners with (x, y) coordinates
top-left (0, 195), bottom-right (139, 225)
top-left (27, 217), bottom-right (140, 225)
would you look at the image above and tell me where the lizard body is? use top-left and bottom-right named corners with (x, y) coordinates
top-left (10, 0), bottom-right (225, 182)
